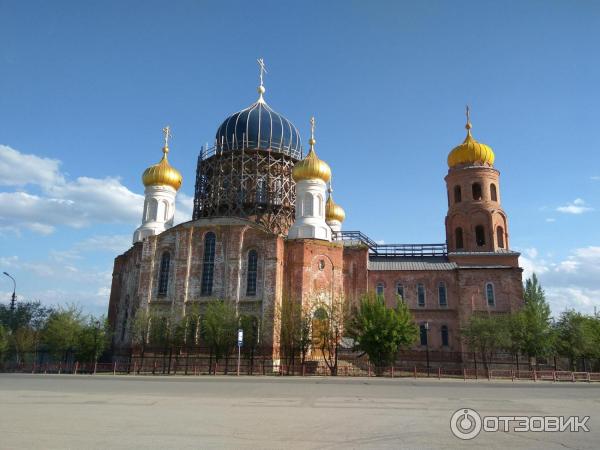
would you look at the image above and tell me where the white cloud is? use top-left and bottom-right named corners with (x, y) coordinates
top-left (556, 198), bottom-right (593, 215)
top-left (521, 246), bottom-right (600, 315)
top-left (545, 218), bottom-right (556, 223)
top-left (591, 176), bottom-right (600, 181)
top-left (0, 145), bottom-right (193, 235)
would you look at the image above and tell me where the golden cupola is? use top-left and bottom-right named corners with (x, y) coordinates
top-left (142, 127), bottom-right (183, 191)
top-left (326, 194), bottom-right (345, 223)
top-left (292, 118), bottom-right (331, 183)
top-left (447, 107), bottom-right (495, 169)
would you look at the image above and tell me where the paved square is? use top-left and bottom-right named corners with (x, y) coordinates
top-left (0, 374), bottom-right (598, 449)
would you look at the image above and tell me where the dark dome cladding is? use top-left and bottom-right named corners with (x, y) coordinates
top-left (215, 98), bottom-right (303, 160)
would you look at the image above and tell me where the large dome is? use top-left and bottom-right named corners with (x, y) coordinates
top-left (215, 90), bottom-right (302, 160)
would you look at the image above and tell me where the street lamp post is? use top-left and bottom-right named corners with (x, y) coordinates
top-left (424, 321), bottom-right (430, 377)
top-left (3, 272), bottom-right (16, 312)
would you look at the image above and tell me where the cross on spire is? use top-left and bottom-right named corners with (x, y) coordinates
top-left (465, 105), bottom-right (472, 131)
top-left (257, 58), bottom-right (267, 87)
top-left (162, 125), bottom-right (172, 150)
top-left (309, 116), bottom-right (316, 150)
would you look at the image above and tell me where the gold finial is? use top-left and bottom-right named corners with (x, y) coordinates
top-left (465, 105), bottom-right (472, 132)
top-left (309, 116), bottom-right (316, 148)
top-left (257, 57), bottom-right (267, 97)
top-left (162, 125), bottom-right (172, 153)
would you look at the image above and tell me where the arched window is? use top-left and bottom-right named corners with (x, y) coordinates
top-left (303, 193), bottom-right (314, 216)
top-left (490, 184), bottom-right (498, 202)
top-left (454, 185), bottom-right (462, 203)
top-left (419, 324), bottom-right (428, 346)
top-left (256, 178), bottom-right (267, 204)
top-left (396, 283), bottom-right (404, 300)
top-left (455, 227), bottom-right (464, 250)
top-left (417, 283), bottom-right (426, 307)
top-left (475, 225), bottom-right (486, 247)
top-left (273, 179), bottom-right (282, 205)
top-left (158, 252), bottom-right (170, 296)
top-left (472, 183), bottom-right (482, 201)
top-left (246, 250), bottom-right (258, 296)
top-left (496, 226), bottom-right (505, 248)
top-left (376, 283), bottom-right (385, 297)
top-left (163, 200), bottom-right (169, 221)
top-left (486, 283), bottom-right (495, 306)
top-left (438, 282), bottom-right (447, 307)
top-left (441, 325), bottom-right (449, 347)
top-left (201, 232), bottom-right (216, 296)
top-left (148, 198), bottom-right (158, 221)
top-left (317, 194), bottom-right (323, 217)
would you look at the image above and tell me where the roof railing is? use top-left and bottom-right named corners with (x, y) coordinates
top-left (199, 141), bottom-right (302, 161)
top-left (333, 231), bottom-right (447, 257)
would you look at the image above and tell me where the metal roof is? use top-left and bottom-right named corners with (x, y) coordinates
top-left (368, 257), bottom-right (458, 271)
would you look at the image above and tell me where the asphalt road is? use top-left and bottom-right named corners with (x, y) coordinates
top-left (0, 374), bottom-right (598, 449)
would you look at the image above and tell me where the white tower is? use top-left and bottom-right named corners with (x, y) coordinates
top-left (133, 126), bottom-right (183, 243)
top-left (288, 117), bottom-right (332, 241)
top-left (325, 184), bottom-right (346, 235)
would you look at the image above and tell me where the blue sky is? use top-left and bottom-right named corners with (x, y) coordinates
top-left (1, 0), bottom-right (599, 316)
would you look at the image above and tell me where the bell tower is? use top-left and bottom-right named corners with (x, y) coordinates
top-left (445, 108), bottom-right (509, 253)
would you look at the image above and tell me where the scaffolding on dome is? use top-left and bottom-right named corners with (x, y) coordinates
top-left (192, 142), bottom-right (301, 235)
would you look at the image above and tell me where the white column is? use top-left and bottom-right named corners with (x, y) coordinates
top-left (288, 179), bottom-right (331, 241)
top-left (133, 185), bottom-right (177, 243)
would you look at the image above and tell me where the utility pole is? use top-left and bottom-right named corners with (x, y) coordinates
top-left (3, 272), bottom-right (16, 312)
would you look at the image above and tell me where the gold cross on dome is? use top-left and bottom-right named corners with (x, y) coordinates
top-left (257, 58), bottom-right (267, 87)
top-left (310, 116), bottom-right (316, 140)
top-left (465, 105), bottom-right (471, 124)
top-left (162, 125), bottom-right (172, 148)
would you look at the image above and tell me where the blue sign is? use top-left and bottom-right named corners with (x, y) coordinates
top-left (237, 329), bottom-right (243, 347)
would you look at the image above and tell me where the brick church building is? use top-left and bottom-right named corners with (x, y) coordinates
top-left (108, 69), bottom-right (523, 358)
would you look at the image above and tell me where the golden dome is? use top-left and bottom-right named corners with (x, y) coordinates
top-left (326, 194), bottom-right (345, 223)
top-left (142, 146), bottom-right (183, 191)
top-left (292, 116), bottom-right (331, 183)
top-left (447, 110), bottom-right (495, 168)
top-left (292, 148), bottom-right (332, 183)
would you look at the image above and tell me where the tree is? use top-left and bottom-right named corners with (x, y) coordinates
top-left (0, 324), bottom-right (8, 363)
top-left (0, 301), bottom-right (52, 364)
top-left (460, 314), bottom-right (510, 376)
top-left (130, 308), bottom-right (152, 372)
top-left (518, 274), bottom-right (554, 367)
top-left (239, 314), bottom-right (261, 373)
top-left (43, 305), bottom-right (85, 363)
top-left (554, 310), bottom-right (596, 371)
top-left (201, 301), bottom-right (237, 370)
top-left (347, 293), bottom-right (418, 376)
top-left (77, 316), bottom-right (111, 364)
top-left (312, 296), bottom-right (349, 376)
top-left (277, 297), bottom-right (312, 373)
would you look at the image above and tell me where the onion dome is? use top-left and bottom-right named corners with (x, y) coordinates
top-left (292, 117), bottom-right (331, 183)
top-left (142, 129), bottom-right (182, 191)
top-left (326, 194), bottom-right (345, 223)
top-left (215, 85), bottom-right (303, 160)
top-left (448, 108), bottom-right (495, 168)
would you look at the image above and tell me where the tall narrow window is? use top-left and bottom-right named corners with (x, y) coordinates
top-left (201, 232), bottom-right (216, 296)
top-left (420, 324), bottom-right (428, 346)
top-left (121, 295), bottom-right (130, 342)
top-left (486, 283), bottom-right (495, 306)
top-left (490, 184), bottom-right (498, 202)
top-left (376, 283), bottom-right (385, 297)
top-left (454, 185), bottom-right (462, 203)
top-left (472, 183), bottom-right (482, 200)
top-left (455, 227), bottom-right (464, 250)
top-left (496, 226), bottom-right (505, 248)
top-left (417, 283), bottom-right (425, 307)
top-left (256, 178), bottom-right (267, 204)
top-left (396, 283), bottom-right (404, 300)
top-left (438, 282), bottom-right (447, 307)
top-left (441, 325), bottom-right (449, 347)
top-left (246, 250), bottom-right (258, 296)
top-left (303, 193), bottom-right (314, 216)
top-left (158, 252), bottom-right (170, 296)
top-left (475, 225), bottom-right (486, 247)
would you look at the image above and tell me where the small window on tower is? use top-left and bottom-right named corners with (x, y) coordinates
top-left (454, 185), bottom-right (462, 203)
top-left (490, 184), bottom-right (498, 202)
top-left (318, 259), bottom-right (325, 270)
top-left (472, 183), bottom-right (482, 201)
top-left (455, 227), bottom-right (464, 250)
top-left (475, 225), bottom-right (486, 247)
top-left (497, 226), bottom-right (505, 248)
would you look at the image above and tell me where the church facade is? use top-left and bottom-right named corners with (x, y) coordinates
top-left (108, 70), bottom-right (523, 358)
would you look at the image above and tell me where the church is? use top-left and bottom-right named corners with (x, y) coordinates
top-left (108, 62), bottom-right (523, 358)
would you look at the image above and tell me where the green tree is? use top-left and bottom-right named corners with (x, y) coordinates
top-left (518, 274), bottom-right (554, 367)
top-left (0, 324), bottom-right (8, 363)
top-left (347, 293), bottom-right (418, 376)
top-left (312, 296), bottom-right (349, 376)
top-left (554, 310), bottom-right (596, 371)
top-left (130, 308), bottom-right (152, 371)
top-left (77, 316), bottom-right (111, 364)
top-left (461, 314), bottom-right (510, 376)
top-left (201, 301), bottom-right (238, 370)
top-left (278, 297), bottom-right (312, 372)
top-left (43, 305), bottom-right (85, 363)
